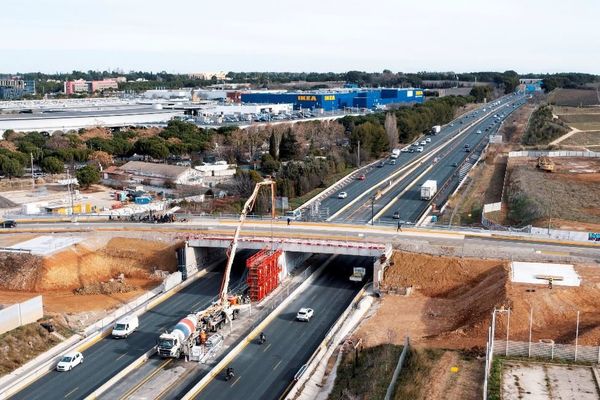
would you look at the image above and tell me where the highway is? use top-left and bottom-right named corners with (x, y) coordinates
top-left (191, 255), bottom-right (366, 400)
top-left (313, 94), bottom-right (521, 221)
top-left (9, 251), bottom-right (251, 400)
top-left (371, 95), bottom-right (527, 224)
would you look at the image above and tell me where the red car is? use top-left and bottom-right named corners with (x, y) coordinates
top-left (357, 174), bottom-right (366, 181)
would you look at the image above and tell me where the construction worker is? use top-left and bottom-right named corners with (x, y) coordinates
top-left (287, 217), bottom-right (291, 226)
top-left (548, 277), bottom-right (553, 289)
top-left (397, 221), bottom-right (402, 232)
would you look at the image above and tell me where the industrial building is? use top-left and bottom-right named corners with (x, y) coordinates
top-left (240, 88), bottom-right (424, 111)
top-left (0, 78), bottom-right (35, 100)
top-left (104, 161), bottom-right (204, 187)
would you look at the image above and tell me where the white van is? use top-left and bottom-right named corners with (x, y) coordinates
top-left (112, 315), bottom-right (139, 338)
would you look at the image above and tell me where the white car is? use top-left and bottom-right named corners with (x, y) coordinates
top-left (338, 192), bottom-right (348, 199)
top-left (56, 352), bottom-right (84, 372)
top-left (416, 146), bottom-right (424, 153)
top-left (296, 308), bottom-right (314, 322)
top-left (476, 130), bottom-right (482, 134)
top-left (425, 137), bottom-right (431, 143)
top-left (420, 140), bottom-right (427, 145)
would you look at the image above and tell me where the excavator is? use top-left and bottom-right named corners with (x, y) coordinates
top-left (537, 156), bottom-right (555, 172)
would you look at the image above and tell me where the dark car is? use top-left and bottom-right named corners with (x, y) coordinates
top-left (377, 161), bottom-right (385, 168)
top-left (1, 220), bottom-right (16, 228)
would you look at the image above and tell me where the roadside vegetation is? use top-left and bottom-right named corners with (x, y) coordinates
top-left (328, 344), bottom-right (403, 400)
top-left (521, 105), bottom-right (569, 145)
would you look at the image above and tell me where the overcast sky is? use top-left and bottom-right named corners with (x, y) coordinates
top-left (2, 0), bottom-right (599, 74)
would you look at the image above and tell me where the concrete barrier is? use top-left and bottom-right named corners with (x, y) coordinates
top-left (84, 347), bottom-right (157, 400)
top-left (0, 261), bottom-right (221, 400)
top-left (180, 255), bottom-right (337, 400)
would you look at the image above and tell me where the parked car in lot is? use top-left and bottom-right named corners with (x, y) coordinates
top-left (338, 191), bottom-right (348, 199)
top-left (56, 352), bottom-right (83, 372)
top-left (296, 308), bottom-right (314, 322)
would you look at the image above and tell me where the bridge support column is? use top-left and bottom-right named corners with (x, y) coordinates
top-left (373, 244), bottom-right (393, 294)
top-left (278, 251), bottom-right (312, 280)
top-left (182, 242), bottom-right (225, 278)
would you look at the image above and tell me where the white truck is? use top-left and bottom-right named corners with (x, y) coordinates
top-left (349, 267), bottom-right (366, 282)
top-left (157, 314), bottom-right (199, 359)
top-left (390, 148), bottom-right (401, 159)
top-left (420, 180), bottom-right (437, 200)
top-left (431, 125), bottom-right (441, 135)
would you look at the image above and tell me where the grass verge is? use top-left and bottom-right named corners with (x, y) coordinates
top-left (392, 347), bottom-right (444, 400)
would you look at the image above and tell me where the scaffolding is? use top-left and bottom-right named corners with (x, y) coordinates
top-left (246, 248), bottom-right (282, 302)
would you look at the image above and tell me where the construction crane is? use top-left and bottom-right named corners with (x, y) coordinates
top-left (218, 177), bottom-right (276, 306)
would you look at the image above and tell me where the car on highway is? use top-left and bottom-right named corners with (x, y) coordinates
top-left (465, 147), bottom-right (471, 152)
top-left (112, 315), bottom-right (139, 338)
top-left (389, 159), bottom-right (396, 165)
top-left (393, 211), bottom-right (402, 219)
top-left (476, 130), bottom-right (482, 134)
top-left (357, 174), bottom-right (366, 180)
top-left (56, 352), bottom-right (83, 372)
top-left (377, 161), bottom-right (385, 168)
top-left (338, 192), bottom-right (348, 199)
top-left (420, 140), bottom-right (427, 145)
top-left (400, 147), bottom-right (410, 153)
top-left (425, 137), bottom-right (431, 143)
top-left (416, 146), bottom-right (424, 152)
top-left (296, 307), bottom-right (314, 322)
top-left (1, 220), bottom-right (16, 228)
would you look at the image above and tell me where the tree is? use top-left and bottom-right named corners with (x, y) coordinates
top-left (88, 151), bottom-right (113, 169)
top-left (261, 154), bottom-right (280, 174)
top-left (133, 137), bottom-right (169, 160)
top-left (279, 129), bottom-right (298, 161)
top-left (469, 86), bottom-right (493, 103)
top-left (0, 157), bottom-right (24, 179)
top-left (40, 156), bottom-right (64, 174)
top-left (269, 131), bottom-right (281, 159)
top-left (76, 165), bottom-right (100, 188)
top-left (384, 113), bottom-right (399, 150)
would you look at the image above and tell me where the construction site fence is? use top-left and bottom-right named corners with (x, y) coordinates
top-left (492, 340), bottom-right (600, 364)
top-left (509, 150), bottom-right (600, 158)
top-left (0, 296), bottom-right (43, 335)
top-left (384, 336), bottom-right (410, 400)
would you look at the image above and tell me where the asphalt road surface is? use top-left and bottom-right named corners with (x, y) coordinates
top-left (194, 255), bottom-right (368, 400)
top-left (10, 251), bottom-right (251, 400)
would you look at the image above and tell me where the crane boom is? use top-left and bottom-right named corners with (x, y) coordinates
top-left (219, 178), bottom-right (275, 305)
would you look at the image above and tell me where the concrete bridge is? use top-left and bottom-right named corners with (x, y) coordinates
top-left (180, 234), bottom-right (392, 291)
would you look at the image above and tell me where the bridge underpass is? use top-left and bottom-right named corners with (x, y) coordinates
top-left (180, 235), bottom-right (392, 292)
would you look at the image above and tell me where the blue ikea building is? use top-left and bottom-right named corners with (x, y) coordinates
top-left (240, 88), bottom-right (424, 111)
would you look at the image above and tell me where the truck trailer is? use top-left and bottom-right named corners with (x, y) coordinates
top-left (431, 125), bottom-right (441, 135)
top-left (420, 180), bottom-right (437, 200)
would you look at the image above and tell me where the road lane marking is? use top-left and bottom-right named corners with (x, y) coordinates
top-left (273, 360), bottom-right (282, 370)
top-left (231, 376), bottom-right (241, 387)
top-left (116, 353), bottom-right (127, 360)
top-left (263, 343), bottom-right (272, 352)
top-left (119, 358), bottom-right (172, 400)
top-left (64, 387), bottom-right (78, 398)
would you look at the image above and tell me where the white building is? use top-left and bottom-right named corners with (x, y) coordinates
top-left (105, 161), bottom-right (204, 187)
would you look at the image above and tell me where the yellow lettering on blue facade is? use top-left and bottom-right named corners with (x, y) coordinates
top-left (297, 95), bottom-right (317, 101)
top-left (416, 91), bottom-right (423, 96)
top-left (324, 95), bottom-right (336, 101)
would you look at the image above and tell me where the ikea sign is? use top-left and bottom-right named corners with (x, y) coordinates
top-left (298, 95), bottom-right (317, 101)
top-left (324, 95), bottom-right (336, 101)
top-left (416, 90), bottom-right (424, 96)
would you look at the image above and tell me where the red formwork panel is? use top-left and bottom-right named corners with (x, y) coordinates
top-left (247, 248), bottom-right (282, 302)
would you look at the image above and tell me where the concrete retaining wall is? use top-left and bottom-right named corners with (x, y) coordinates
top-left (0, 296), bottom-right (43, 335)
top-left (509, 150), bottom-right (600, 158)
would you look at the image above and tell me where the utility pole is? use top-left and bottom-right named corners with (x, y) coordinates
top-left (371, 196), bottom-right (375, 225)
top-left (30, 152), bottom-right (34, 188)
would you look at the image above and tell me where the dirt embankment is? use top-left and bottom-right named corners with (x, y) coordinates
top-left (357, 251), bottom-right (600, 350)
top-left (0, 237), bottom-right (180, 293)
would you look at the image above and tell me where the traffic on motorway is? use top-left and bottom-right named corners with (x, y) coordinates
top-left (304, 93), bottom-right (526, 224)
top-left (191, 255), bottom-right (368, 400)
top-left (9, 253), bottom-right (250, 400)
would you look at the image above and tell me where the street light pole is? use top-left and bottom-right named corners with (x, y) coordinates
top-left (371, 196), bottom-right (375, 225)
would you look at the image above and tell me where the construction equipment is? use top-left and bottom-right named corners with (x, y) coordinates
top-left (537, 156), bottom-right (555, 172)
top-left (218, 177), bottom-right (276, 307)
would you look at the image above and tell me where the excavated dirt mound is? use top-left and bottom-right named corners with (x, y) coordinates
top-left (358, 251), bottom-right (600, 350)
top-left (0, 253), bottom-right (44, 291)
top-left (0, 237), bottom-right (180, 292)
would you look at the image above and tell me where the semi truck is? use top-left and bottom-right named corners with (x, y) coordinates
top-left (420, 180), bottom-right (437, 200)
top-left (431, 125), bottom-right (441, 135)
top-left (390, 148), bottom-right (401, 159)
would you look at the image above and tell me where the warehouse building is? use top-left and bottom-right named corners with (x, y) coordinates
top-left (240, 88), bottom-right (424, 111)
top-left (104, 161), bottom-right (204, 187)
top-left (0, 78), bottom-right (35, 99)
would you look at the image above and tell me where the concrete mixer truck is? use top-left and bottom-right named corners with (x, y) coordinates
top-left (157, 314), bottom-right (199, 359)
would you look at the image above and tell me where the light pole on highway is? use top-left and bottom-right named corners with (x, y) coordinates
top-left (371, 195), bottom-right (375, 225)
